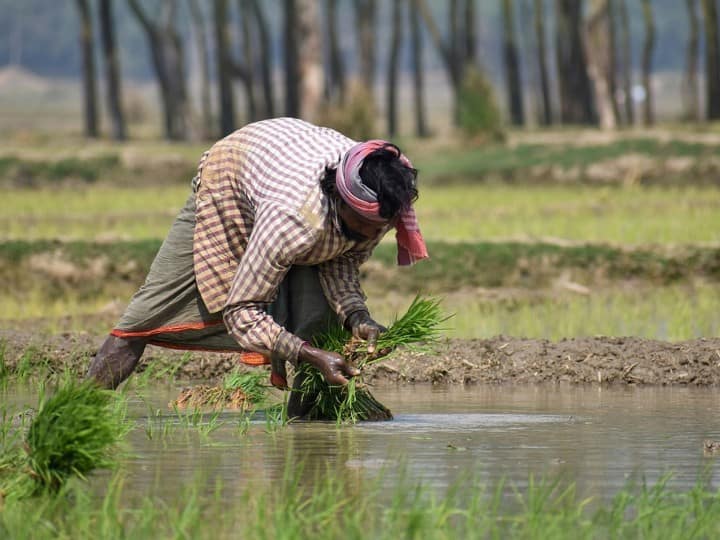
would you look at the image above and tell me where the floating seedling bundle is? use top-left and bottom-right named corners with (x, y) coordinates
top-left (172, 370), bottom-right (269, 411)
top-left (296, 296), bottom-right (447, 423)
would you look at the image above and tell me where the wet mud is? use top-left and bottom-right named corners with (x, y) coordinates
top-left (2, 330), bottom-right (719, 387)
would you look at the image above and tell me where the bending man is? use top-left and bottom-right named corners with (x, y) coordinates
top-left (86, 117), bottom-right (428, 410)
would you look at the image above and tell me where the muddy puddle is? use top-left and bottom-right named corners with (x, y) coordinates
top-left (6, 384), bottom-right (720, 502)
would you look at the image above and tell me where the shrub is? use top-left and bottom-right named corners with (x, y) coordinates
top-left (457, 68), bottom-right (505, 143)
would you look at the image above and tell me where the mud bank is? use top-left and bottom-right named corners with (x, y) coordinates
top-left (2, 331), bottom-right (719, 387)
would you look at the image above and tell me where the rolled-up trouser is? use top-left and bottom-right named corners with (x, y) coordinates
top-left (110, 191), bottom-right (335, 387)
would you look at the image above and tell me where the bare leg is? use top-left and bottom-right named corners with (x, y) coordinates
top-left (85, 335), bottom-right (147, 389)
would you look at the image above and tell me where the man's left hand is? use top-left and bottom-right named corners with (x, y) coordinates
top-left (346, 311), bottom-right (387, 354)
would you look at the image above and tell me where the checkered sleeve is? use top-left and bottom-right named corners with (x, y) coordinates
top-left (317, 239), bottom-right (379, 326)
top-left (222, 204), bottom-right (315, 364)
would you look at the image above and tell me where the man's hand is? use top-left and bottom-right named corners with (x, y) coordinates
top-left (299, 343), bottom-right (360, 385)
top-left (345, 310), bottom-right (387, 354)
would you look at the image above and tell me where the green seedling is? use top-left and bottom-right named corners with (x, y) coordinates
top-left (300, 296), bottom-right (448, 423)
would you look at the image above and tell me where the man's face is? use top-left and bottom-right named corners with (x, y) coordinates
top-left (337, 201), bottom-right (391, 242)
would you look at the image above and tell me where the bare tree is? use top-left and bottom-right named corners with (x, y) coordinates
top-left (214, 0), bottom-right (236, 135)
top-left (284, 0), bottom-right (300, 116)
top-left (555, 0), bottom-right (597, 125)
top-left (324, 0), bottom-right (346, 103)
top-left (188, 0), bottom-right (213, 137)
top-left (75, 0), bottom-right (99, 138)
top-left (387, 0), bottom-right (403, 136)
top-left (409, 0), bottom-right (429, 137)
top-left (606, 0), bottom-right (621, 122)
top-left (533, 0), bottom-right (553, 125)
top-left (283, 0), bottom-right (323, 120)
top-left (298, 0), bottom-right (323, 120)
top-left (501, 0), bottom-right (524, 125)
top-left (586, 0), bottom-right (617, 129)
top-left (354, 0), bottom-right (377, 93)
top-left (618, 0), bottom-right (633, 125)
top-left (702, 0), bottom-right (720, 119)
top-left (416, 0), bottom-right (466, 124)
top-left (128, 0), bottom-right (189, 140)
top-left (238, 0), bottom-right (257, 122)
top-left (684, 0), bottom-right (700, 121)
top-left (99, 0), bottom-right (126, 140)
top-left (464, 0), bottom-right (477, 64)
top-left (248, 0), bottom-right (275, 118)
top-left (640, 0), bottom-right (655, 126)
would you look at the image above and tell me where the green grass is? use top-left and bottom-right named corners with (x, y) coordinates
top-left (0, 463), bottom-right (719, 539)
top-left (365, 282), bottom-right (720, 342)
top-left (413, 138), bottom-right (720, 183)
top-left (415, 184), bottom-right (720, 245)
top-left (1, 183), bottom-right (719, 245)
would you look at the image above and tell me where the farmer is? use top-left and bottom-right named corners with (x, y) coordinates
top-left (86, 117), bottom-right (428, 412)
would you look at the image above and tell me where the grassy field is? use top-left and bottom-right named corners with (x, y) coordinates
top-left (2, 136), bottom-right (720, 341)
top-left (3, 183), bottom-right (719, 245)
top-left (2, 463), bottom-right (719, 539)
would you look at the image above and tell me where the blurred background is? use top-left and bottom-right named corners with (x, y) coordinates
top-left (1, 0), bottom-right (719, 343)
top-left (1, 0), bottom-right (718, 139)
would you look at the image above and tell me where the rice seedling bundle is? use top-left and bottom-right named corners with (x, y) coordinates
top-left (25, 380), bottom-right (131, 491)
top-left (298, 296), bottom-right (446, 423)
top-left (172, 370), bottom-right (269, 411)
top-left (0, 379), bottom-right (132, 498)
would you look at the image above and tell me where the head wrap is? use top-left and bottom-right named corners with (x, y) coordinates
top-left (336, 140), bottom-right (429, 266)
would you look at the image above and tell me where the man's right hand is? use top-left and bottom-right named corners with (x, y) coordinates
top-left (298, 343), bottom-right (360, 385)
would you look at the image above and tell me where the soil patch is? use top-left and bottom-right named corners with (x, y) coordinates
top-left (2, 330), bottom-right (719, 387)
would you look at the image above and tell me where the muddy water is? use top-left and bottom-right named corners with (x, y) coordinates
top-left (7, 384), bottom-right (720, 501)
top-left (122, 384), bottom-right (720, 500)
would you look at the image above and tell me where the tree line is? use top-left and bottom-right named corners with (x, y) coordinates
top-left (73, 0), bottom-right (720, 141)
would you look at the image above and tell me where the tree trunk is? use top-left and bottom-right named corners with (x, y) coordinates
top-left (214, 0), bottom-right (235, 135)
top-left (284, 0), bottom-right (300, 117)
top-left (618, 0), bottom-right (633, 125)
top-left (464, 0), bottom-right (477, 64)
top-left (295, 0), bottom-right (323, 121)
top-left (555, 0), bottom-right (597, 125)
top-left (324, 0), bottom-right (346, 103)
top-left (354, 0), bottom-right (377, 93)
top-left (586, 0), bottom-right (617, 129)
top-left (75, 0), bottom-right (99, 138)
top-left (188, 0), bottom-right (213, 137)
top-left (684, 0), bottom-right (700, 121)
top-left (387, 0), bottom-right (403, 136)
top-left (128, 0), bottom-right (189, 140)
top-left (239, 0), bottom-right (257, 122)
top-left (606, 0), bottom-right (621, 123)
top-left (99, 0), bottom-right (126, 140)
top-left (640, 0), bottom-right (655, 126)
top-left (501, 0), bottom-right (524, 125)
top-left (533, 0), bottom-right (553, 125)
top-left (248, 0), bottom-right (275, 118)
top-left (417, 0), bottom-right (463, 124)
top-left (410, 0), bottom-right (429, 137)
top-left (702, 0), bottom-right (720, 119)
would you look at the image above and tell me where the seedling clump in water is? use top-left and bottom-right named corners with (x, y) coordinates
top-left (1, 379), bottom-right (131, 498)
top-left (171, 369), bottom-right (270, 411)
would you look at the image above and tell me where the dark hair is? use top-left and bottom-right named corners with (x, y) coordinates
top-left (360, 144), bottom-right (418, 219)
top-left (321, 143), bottom-right (418, 220)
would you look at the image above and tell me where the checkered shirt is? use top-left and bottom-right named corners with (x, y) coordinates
top-left (192, 118), bottom-right (384, 364)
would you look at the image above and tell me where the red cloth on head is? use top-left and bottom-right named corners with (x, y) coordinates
top-left (336, 140), bottom-right (429, 265)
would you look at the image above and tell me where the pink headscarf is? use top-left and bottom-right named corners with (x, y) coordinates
top-left (336, 140), bottom-right (429, 266)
